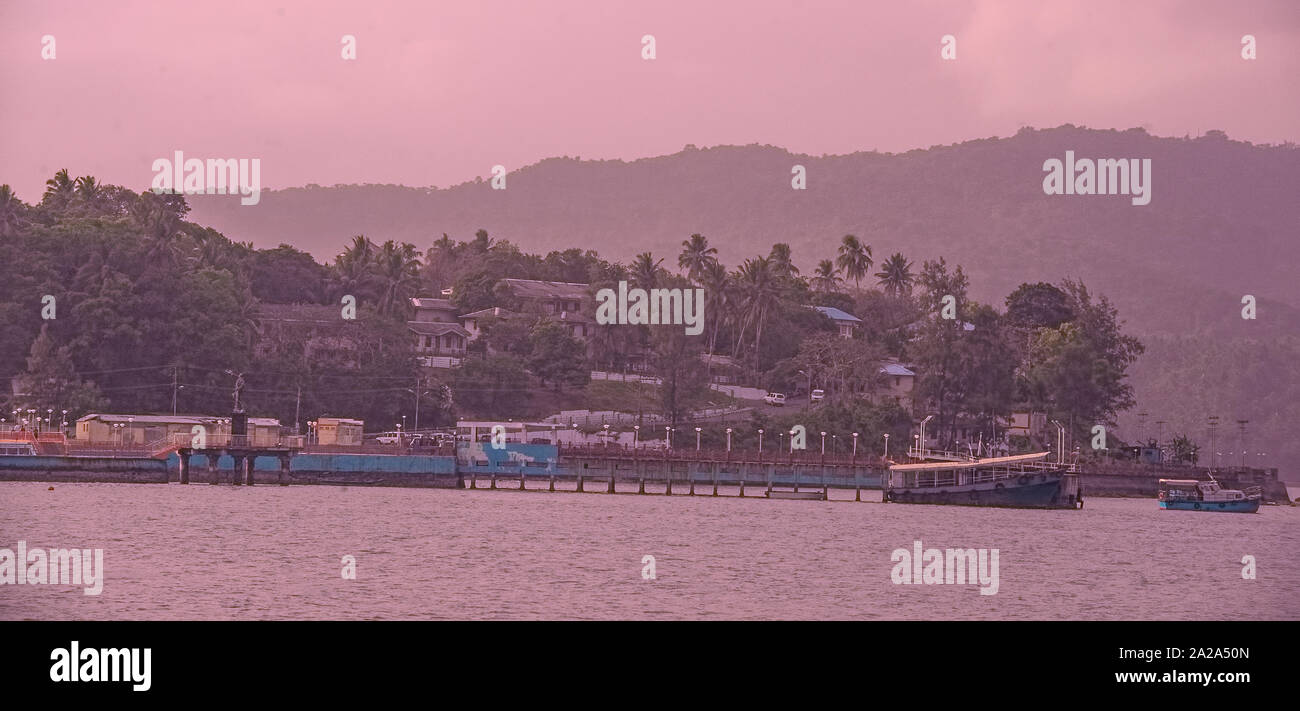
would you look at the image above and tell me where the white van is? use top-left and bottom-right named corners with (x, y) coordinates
top-left (764, 392), bottom-right (787, 406)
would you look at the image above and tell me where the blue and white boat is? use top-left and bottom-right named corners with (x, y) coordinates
top-left (1158, 478), bottom-right (1260, 513)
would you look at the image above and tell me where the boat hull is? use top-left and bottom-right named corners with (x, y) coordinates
top-left (885, 472), bottom-right (1081, 509)
top-left (1159, 499), bottom-right (1259, 513)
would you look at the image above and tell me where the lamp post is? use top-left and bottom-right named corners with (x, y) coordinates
top-left (694, 427), bottom-right (702, 450)
top-left (632, 425), bottom-right (639, 449)
top-left (820, 431), bottom-right (826, 455)
top-left (664, 426), bottom-right (671, 449)
top-left (883, 433), bottom-right (890, 460)
top-left (1050, 420), bottom-right (1065, 465)
top-left (852, 432), bottom-right (859, 457)
top-left (919, 415), bottom-right (934, 457)
top-left (757, 429), bottom-right (764, 453)
top-left (604, 423), bottom-right (610, 449)
top-left (726, 427), bottom-right (733, 452)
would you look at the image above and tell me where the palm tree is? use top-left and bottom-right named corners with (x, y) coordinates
top-left (733, 257), bottom-right (780, 373)
top-left (373, 240), bottom-right (422, 316)
top-left (74, 175), bottom-right (101, 206)
top-left (130, 191), bottom-right (188, 270)
top-left (0, 184), bottom-right (24, 238)
top-left (42, 169), bottom-right (76, 210)
top-left (678, 233), bottom-right (718, 283)
top-left (811, 259), bottom-right (841, 293)
top-left (630, 252), bottom-right (663, 290)
top-left (699, 259), bottom-right (730, 355)
top-left (835, 234), bottom-right (872, 291)
top-left (331, 235), bottom-right (376, 301)
top-left (768, 243), bottom-right (799, 279)
top-left (875, 252), bottom-right (914, 296)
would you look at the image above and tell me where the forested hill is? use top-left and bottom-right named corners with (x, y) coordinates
top-left (188, 125), bottom-right (1299, 334)
top-left (185, 125), bottom-right (1300, 476)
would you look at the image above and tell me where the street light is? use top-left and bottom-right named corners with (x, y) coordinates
top-left (820, 431), bottom-right (827, 455)
top-left (632, 425), bottom-right (639, 449)
top-left (694, 426), bottom-right (702, 450)
top-left (919, 415), bottom-right (934, 456)
top-left (664, 426), bottom-right (671, 449)
top-left (757, 428), bottom-right (764, 453)
top-left (1050, 420), bottom-right (1065, 465)
top-left (883, 432), bottom-right (890, 460)
top-left (726, 427), bottom-right (733, 452)
top-left (603, 423), bottom-right (610, 449)
top-left (852, 432), bottom-right (859, 457)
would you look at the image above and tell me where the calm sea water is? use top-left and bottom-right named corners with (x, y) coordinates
top-left (2, 481), bottom-right (1297, 620)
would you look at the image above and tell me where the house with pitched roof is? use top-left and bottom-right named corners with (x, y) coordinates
top-left (810, 305), bottom-right (863, 338)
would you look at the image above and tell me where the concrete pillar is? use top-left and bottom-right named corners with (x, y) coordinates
top-left (231, 456), bottom-right (243, 486)
top-left (210, 453), bottom-right (221, 485)
top-left (245, 456), bottom-right (254, 486)
top-left (179, 452), bottom-right (189, 484)
top-left (549, 475), bottom-right (555, 492)
top-left (490, 473), bottom-right (497, 489)
top-left (712, 463), bottom-right (719, 496)
top-left (638, 477), bottom-right (646, 494)
top-left (470, 472), bottom-right (477, 489)
top-left (520, 471), bottom-right (527, 490)
top-left (607, 471), bottom-right (616, 494)
top-left (576, 475), bottom-right (584, 493)
top-left (279, 456), bottom-right (290, 486)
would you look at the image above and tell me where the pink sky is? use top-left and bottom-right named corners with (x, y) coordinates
top-left (2, 0), bottom-right (1297, 201)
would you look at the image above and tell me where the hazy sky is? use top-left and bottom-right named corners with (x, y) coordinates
top-left (2, 0), bottom-right (1297, 201)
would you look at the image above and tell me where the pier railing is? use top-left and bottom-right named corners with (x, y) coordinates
top-left (557, 443), bottom-right (887, 467)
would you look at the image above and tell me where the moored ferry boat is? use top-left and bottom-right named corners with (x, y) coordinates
top-left (1158, 478), bottom-right (1260, 513)
top-left (884, 451), bottom-right (1082, 509)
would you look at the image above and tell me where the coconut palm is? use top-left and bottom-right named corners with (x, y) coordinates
top-left (130, 191), bottom-right (188, 270)
top-left (331, 235), bottom-right (377, 302)
top-left (630, 252), bottom-right (664, 290)
top-left (733, 256), bottom-right (780, 372)
top-left (75, 175), bottom-right (101, 206)
top-left (811, 259), bottom-right (841, 293)
top-left (0, 184), bottom-right (24, 237)
top-left (373, 240), bottom-right (422, 316)
top-left (42, 169), bottom-right (76, 210)
top-left (699, 259), bottom-right (731, 354)
top-left (678, 233), bottom-right (718, 283)
top-left (875, 252), bottom-right (914, 296)
top-left (768, 243), bottom-right (799, 279)
top-left (835, 234), bottom-right (872, 291)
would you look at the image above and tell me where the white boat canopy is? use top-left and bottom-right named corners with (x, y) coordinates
top-left (890, 451), bottom-right (1051, 471)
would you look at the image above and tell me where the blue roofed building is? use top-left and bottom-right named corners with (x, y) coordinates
top-left (810, 306), bottom-right (862, 338)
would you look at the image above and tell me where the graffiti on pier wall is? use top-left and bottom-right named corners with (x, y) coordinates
top-left (458, 443), bottom-right (558, 473)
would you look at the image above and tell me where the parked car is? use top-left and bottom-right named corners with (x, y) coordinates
top-left (374, 432), bottom-right (401, 444)
top-left (764, 392), bottom-right (787, 406)
top-left (810, 389), bottom-right (825, 402)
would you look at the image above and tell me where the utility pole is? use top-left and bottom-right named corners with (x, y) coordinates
top-left (294, 385), bottom-right (302, 433)
top-left (171, 366), bottom-right (179, 416)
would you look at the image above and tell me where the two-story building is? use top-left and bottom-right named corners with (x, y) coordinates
top-left (498, 279), bottom-right (594, 340)
top-left (255, 304), bottom-right (359, 366)
top-left (408, 298), bottom-right (470, 368)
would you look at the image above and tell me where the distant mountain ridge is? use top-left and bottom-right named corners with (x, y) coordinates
top-left (186, 126), bottom-right (1300, 475)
